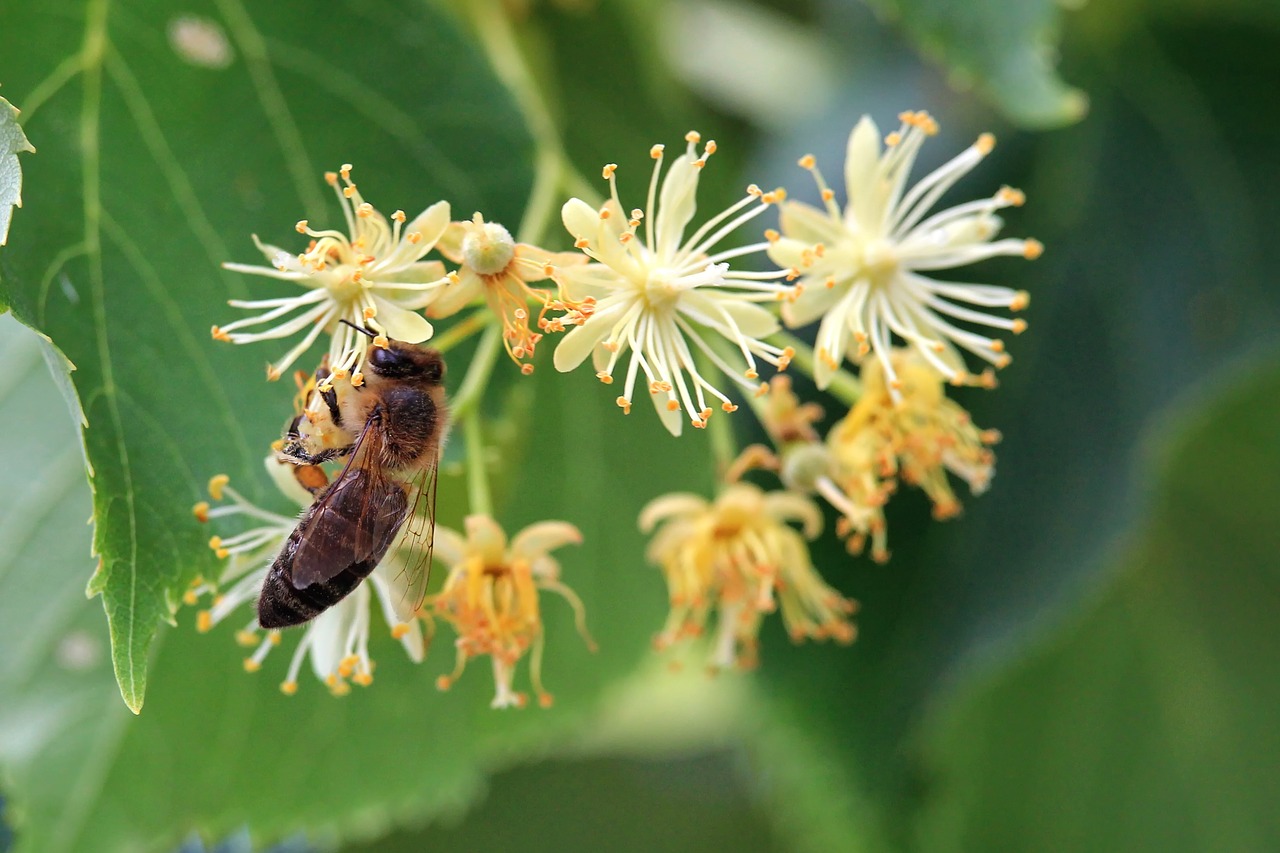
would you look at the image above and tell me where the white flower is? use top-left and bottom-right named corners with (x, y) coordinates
top-left (217, 165), bottom-right (452, 382)
top-left (554, 132), bottom-right (796, 436)
top-left (768, 111), bottom-right (1040, 394)
top-left (190, 456), bottom-right (426, 695)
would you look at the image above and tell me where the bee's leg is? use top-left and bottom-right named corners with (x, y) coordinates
top-left (279, 444), bottom-right (352, 466)
top-left (320, 385), bottom-right (343, 428)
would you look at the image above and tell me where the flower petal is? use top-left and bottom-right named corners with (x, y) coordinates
top-left (683, 291), bottom-right (779, 339)
top-left (435, 220), bottom-right (467, 262)
top-left (782, 277), bottom-right (845, 328)
top-left (554, 306), bottom-right (620, 372)
top-left (371, 297), bottom-right (434, 343)
top-left (432, 525), bottom-right (468, 568)
top-left (649, 389), bottom-right (684, 437)
top-left (264, 455), bottom-right (314, 510)
top-left (463, 514), bottom-right (509, 564)
top-left (511, 521), bottom-right (582, 561)
top-left (638, 492), bottom-right (708, 532)
top-left (762, 491), bottom-right (824, 539)
top-left (655, 151), bottom-right (700, 259)
top-left (844, 115), bottom-right (882, 225)
top-left (777, 202), bottom-right (846, 246)
top-left (429, 268), bottom-right (483, 318)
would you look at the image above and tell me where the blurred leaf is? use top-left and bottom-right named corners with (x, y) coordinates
top-left (0, 0), bottom-right (532, 710)
top-left (859, 0), bottom-right (1088, 128)
top-left (0, 94), bottom-right (34, 247)
top-left (0, 314), bottom-right (124, 853)
top-left (914, 355), bottom-right (1280, 850)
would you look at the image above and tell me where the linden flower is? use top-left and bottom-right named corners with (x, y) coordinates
top-left (432, 212), bottom-right (584, 373)
top-left (217, 164), bottom-right (452, 382)
top-left (189, 456), bottom-right (426, 695)
top-left (554, 131), bottom-right (796, 436)
top-left (429, 515), bottom-right (595, 709)
top-left (769, 111), bottom-right (1041, 394)
top-left (640, 482), bottom-right (857, 670)
top-left (815, 348), bottom-right (999, 561)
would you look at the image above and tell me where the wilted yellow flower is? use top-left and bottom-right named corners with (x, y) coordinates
top-left (429, 515), bottom-right (594, 708)
top-left (432, 213), bottom-right (584, 373)
top-left (815, 348), bottom-right (999, 560)
top-left (190, 456), bottom-right (426, 695)
top-left (218, 165), bottom-right (451, 381)
top-left (554, 132), bottom-right (796, 435)
top-left (640, 483), bottom-right (856, 670)
top-left (769, 112), bottom-right (1038, 394)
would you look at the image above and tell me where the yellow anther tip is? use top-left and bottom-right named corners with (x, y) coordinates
top-left (192, 502), bottom-right (210, 523)
top-left (280, 681), bottom-right (298, 696)
top-left (1023, 239), bottom-right (1044, 260)
top-left (976, 133), bottom-right (996, 155)
top-left (196, 611), bottom-right (212, 633)
top-left (391, 623), bottom-right (411, 639)
top-left (242, 658), bottom-right (260, 673)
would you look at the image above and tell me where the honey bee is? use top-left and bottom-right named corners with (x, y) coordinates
top-left (257, 334), bottom-right (446, 629)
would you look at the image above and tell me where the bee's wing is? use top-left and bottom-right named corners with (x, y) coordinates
top-left (289, 414), bottom-right (409, 589)
top-left (396, 446), bottom-right (439, 615)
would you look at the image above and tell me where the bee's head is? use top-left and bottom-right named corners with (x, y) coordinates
top-left (366, 339), bottom-right (445, 384)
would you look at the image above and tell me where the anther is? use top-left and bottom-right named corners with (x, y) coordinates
top-left (1023, 239), bottom-right (1044, 260)
top-left (574, 237), bottom-right (589, 249)
top-left (975, 133), bottom-right (996, 155)
top-left (210, 326), bottom-right (231, 342)
top-left (685, 130), bottom-right (701, 144)
top-left (294, 220), bottom-right (308, 233)
top-left (343, 186), bottom-right (356, 199)
top-left (196, 611), bottom-right (212, 632)
top-left (650, 144), bottom-right (665, 159)
top-left (521, 364), bottom-right (534, 375)
top-left (1011, 319), bottom-right (1028, 334)
top-left (602, 163), bottom-right (617, 179)
top-left (193, 502), bottom-right (210, 523)
top-left (1009, 291), bottom-right (1030, 311)
top-left (798, 154), bottom-right (816, 169)
top-left (243, 658), bottom-right (261, 673)
top-left (998, 186), bottom-right (1026, 206)
top-left (764, 228), bottom-right (780, 243)
top-left (721, 402), bottom-right (738, 413)
top-left (616, 396), bottom-right (632, 414)
top-left (392, 210), bottom-right (406, 223)
top-left (280, 681), bottom-right (298, 696)
top-left (208, 474), bottom-right (229, 501)
top-left (666, 400), bottom-right (680, 411)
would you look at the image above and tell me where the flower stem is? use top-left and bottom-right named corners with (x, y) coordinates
top-left (432, 311), bottom-right (489, 354)
top-left (772, 330), bottom-right (863, 406)
top-left (463, 409), bottom-right (493, 518)
top-left (451, 325), bottom-right (502, 422)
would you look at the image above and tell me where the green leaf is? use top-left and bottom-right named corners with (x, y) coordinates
top-left (862, 0), bottom-right (1088, 128)
top-left (914, 355), bottom-right (1280, 850)
top-left (0, 94), bottom-right (35, 246)
top-left (0, 0), bottom-right (533, 711)
top-left (0, 314), bottom-right (125, 853)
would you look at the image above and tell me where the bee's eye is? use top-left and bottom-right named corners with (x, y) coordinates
top-left (369, 346), bottom-right (408, 371)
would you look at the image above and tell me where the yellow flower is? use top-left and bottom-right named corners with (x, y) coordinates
top-left (429, 515), bottom-right (594, 708)
top-left (432, 213), bottom-right (584, 373)
top-left (768, 112), bottom-right (1038, 395)
top-left (815, 348), bottom-right (999, 560)
top-left (190, 455), bottom-right (426, 695)
top-left (640, 483), bottom-right (856, 670)
top-left (218, 165), bottom-right (451, 381)
top-left (554, 132), bottom-right (796, 435)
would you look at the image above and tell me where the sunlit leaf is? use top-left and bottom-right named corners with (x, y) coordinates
top-left (0, 94), bottom-right (35, 247)
top-left (862, 0), bottom-right (1088, 127)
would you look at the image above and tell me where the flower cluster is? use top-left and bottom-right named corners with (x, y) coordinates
top-left (193, 106), bottom-right (1036, 696)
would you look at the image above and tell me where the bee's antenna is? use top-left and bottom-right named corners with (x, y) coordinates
top-left (338, 318), bottom-right (376, 338)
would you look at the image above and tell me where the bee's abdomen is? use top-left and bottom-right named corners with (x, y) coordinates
top-left (257, 549), bottom-right (378, 628)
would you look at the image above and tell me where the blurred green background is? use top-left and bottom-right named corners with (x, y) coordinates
top-left (1, 0), bottom-right (1278, 850)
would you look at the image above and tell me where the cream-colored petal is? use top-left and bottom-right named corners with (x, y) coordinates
top-left (403, 200), bottom-right (452, 249)
top-left (511, 521), bottom-right (582, 561)
top-left (428, 268), bottom-right (483, 318)
top-left (644, 517), bottom-right (698, 565)
top-left (782, 278), bottom-right (845, 328)
top-left (306, 600), bottom-right (356, 680)
top-left (377, 260), bottom-right (447, 284)
top-left (263, 454), bottom-right (314, 510)
top-left (684, 291), bottom-right (779, 339)
top-left (395, 618), bottom-right (426, 663)
top-left (431, 525), bottom-right (468, 568)
top-left (638, 492), bottom-right (708, 532)
top-left (514, 246), bottom-right (585, 283)
top-left (763, 491), bottom-right (824, 539)
top-left (844, 116), bottom-right (882, 224)
top-left (554, 308), bottom-right (619, 372)
top-left (436, 220), bottom-right (467, 262)
top-left (463, 513), bottom-right (509, 564)
top-left (812, 314), bottom-right (850, 391)
top-left (371, 297), bottom-right (433, 343)
top-left (778, 202), bottom-right (846, 246)
top-left (649, 388), bottom-right (684, 437)
top-left (562, 197), bottom-right (601, 241)
top-left (767, 236), bottom-right (812, 270)
top-left (654, 152), bottom-right (700, 259)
